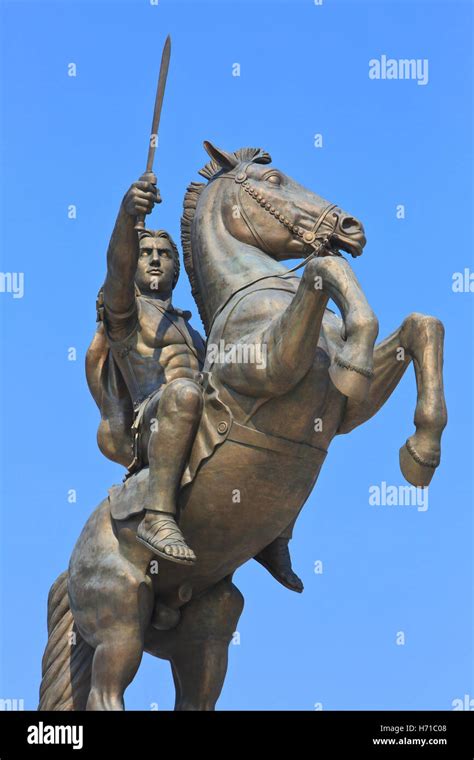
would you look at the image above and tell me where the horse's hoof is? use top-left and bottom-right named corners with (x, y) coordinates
top-left (329, 360), bottom-right (371, 403)
top-left (399, 442), bottom-right (436, 487)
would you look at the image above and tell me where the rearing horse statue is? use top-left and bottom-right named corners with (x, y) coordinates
top-left (39, 142), bottom-right (447, 711)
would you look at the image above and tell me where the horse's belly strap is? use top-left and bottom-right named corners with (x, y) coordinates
top-left (227, 420), bottom-right (327, 461)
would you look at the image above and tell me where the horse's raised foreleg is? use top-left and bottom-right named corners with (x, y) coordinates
top-left (338, 312), bottom-right (447, 486)
top-left (219, 255), bottom-right (378, 403)
top-left (309, 255), bottom-right (379, 401)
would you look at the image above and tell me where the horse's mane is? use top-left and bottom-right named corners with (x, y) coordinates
top-left (181, 146), bottom-right (271, 335)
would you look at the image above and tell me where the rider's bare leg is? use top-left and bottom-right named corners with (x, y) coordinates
top-left (136, 378), bottom-right (203, 564)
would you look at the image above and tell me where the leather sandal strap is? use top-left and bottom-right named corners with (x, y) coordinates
top-left (144, 516), bottom-right (187, 546)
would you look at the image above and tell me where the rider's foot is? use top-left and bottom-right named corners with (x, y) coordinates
top-left (254, 537), bottom-right (303, 593)
top-left (136, 511), bottom-right (196, 565)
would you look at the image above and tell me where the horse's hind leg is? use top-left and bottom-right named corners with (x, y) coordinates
top-left (87, 630), bottom-right (143, 711)
top-left (148, 577), bottom-right (244, 711)
top-left (83, 578), bottom-right (154, 711)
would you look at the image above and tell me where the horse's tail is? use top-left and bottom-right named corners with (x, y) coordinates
top-left (38, 570), bottom-right (94, 711)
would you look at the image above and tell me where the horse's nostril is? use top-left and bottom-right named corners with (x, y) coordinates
top-left (340, 216), bottom-right (359, 232)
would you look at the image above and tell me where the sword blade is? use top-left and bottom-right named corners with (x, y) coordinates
top-left (145, 34), bottom-right (171, 172)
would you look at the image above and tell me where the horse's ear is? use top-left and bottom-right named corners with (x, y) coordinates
top-left (203, 141), bottom-right (237, 171)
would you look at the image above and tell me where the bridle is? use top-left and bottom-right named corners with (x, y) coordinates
top-left (214, 160), bottom-right (340, 260)
top-left (205, 162), bottom-right (341, 333)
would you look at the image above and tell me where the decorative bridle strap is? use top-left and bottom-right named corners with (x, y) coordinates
top-left (213, 161), bottom-right (339, 256)
top-left (206, 163), bottom-right (341, 334)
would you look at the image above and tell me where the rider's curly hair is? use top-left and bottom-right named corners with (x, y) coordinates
top-left (138, 228), bottom-right (180, 288)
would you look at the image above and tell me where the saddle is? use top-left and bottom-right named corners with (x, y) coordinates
top-left (108, 371), bottom-right (327, 521)
top-left (108, 371), bottom-right (232, 520)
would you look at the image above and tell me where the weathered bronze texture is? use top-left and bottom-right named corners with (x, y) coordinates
top-left (38, 137), bottom-right (447, 711)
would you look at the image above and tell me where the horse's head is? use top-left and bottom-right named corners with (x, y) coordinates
top-left (201, 141), bottom-right (366, 260)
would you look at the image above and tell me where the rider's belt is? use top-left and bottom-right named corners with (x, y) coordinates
top-left (227, 420), bottom-right (327, 462)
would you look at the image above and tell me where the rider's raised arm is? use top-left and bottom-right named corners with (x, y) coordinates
top-left (103, 174), bottom-right (160, 338)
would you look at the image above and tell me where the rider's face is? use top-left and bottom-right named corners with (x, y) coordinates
top-left (135, 237), bottom-right (175, 297)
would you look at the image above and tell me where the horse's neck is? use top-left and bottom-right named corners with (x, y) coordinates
top-left (193, 195), bottom-right (287, 325)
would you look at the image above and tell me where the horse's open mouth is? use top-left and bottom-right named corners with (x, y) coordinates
top-left (317, 238), bottom-right (363, 259)
top-left (331, 233), bottom-right (366, 258)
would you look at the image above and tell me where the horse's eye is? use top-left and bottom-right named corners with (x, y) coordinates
top-left (266, 174), bottom-right (281, 185)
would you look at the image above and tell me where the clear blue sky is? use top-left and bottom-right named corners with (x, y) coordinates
top-left (0, 0), bottom-right (472, 710)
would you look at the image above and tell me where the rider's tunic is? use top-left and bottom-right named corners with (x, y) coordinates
top-left (103, 294), bottom-right (205, 472)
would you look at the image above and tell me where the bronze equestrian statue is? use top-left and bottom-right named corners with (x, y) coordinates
top-left (39, 141), bottom-right (447, 711)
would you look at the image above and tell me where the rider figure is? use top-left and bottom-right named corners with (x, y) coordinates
top-left (102, 173), bottom-right (203, 564)
top-left (98, 172), bottom-right (304, 586)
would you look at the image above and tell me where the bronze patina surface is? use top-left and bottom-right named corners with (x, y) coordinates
top-left (38, 49), bottom-right (447, 711)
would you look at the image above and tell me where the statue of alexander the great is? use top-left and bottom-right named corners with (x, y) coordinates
top-left (39, 35), bottom-right (446, 712)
